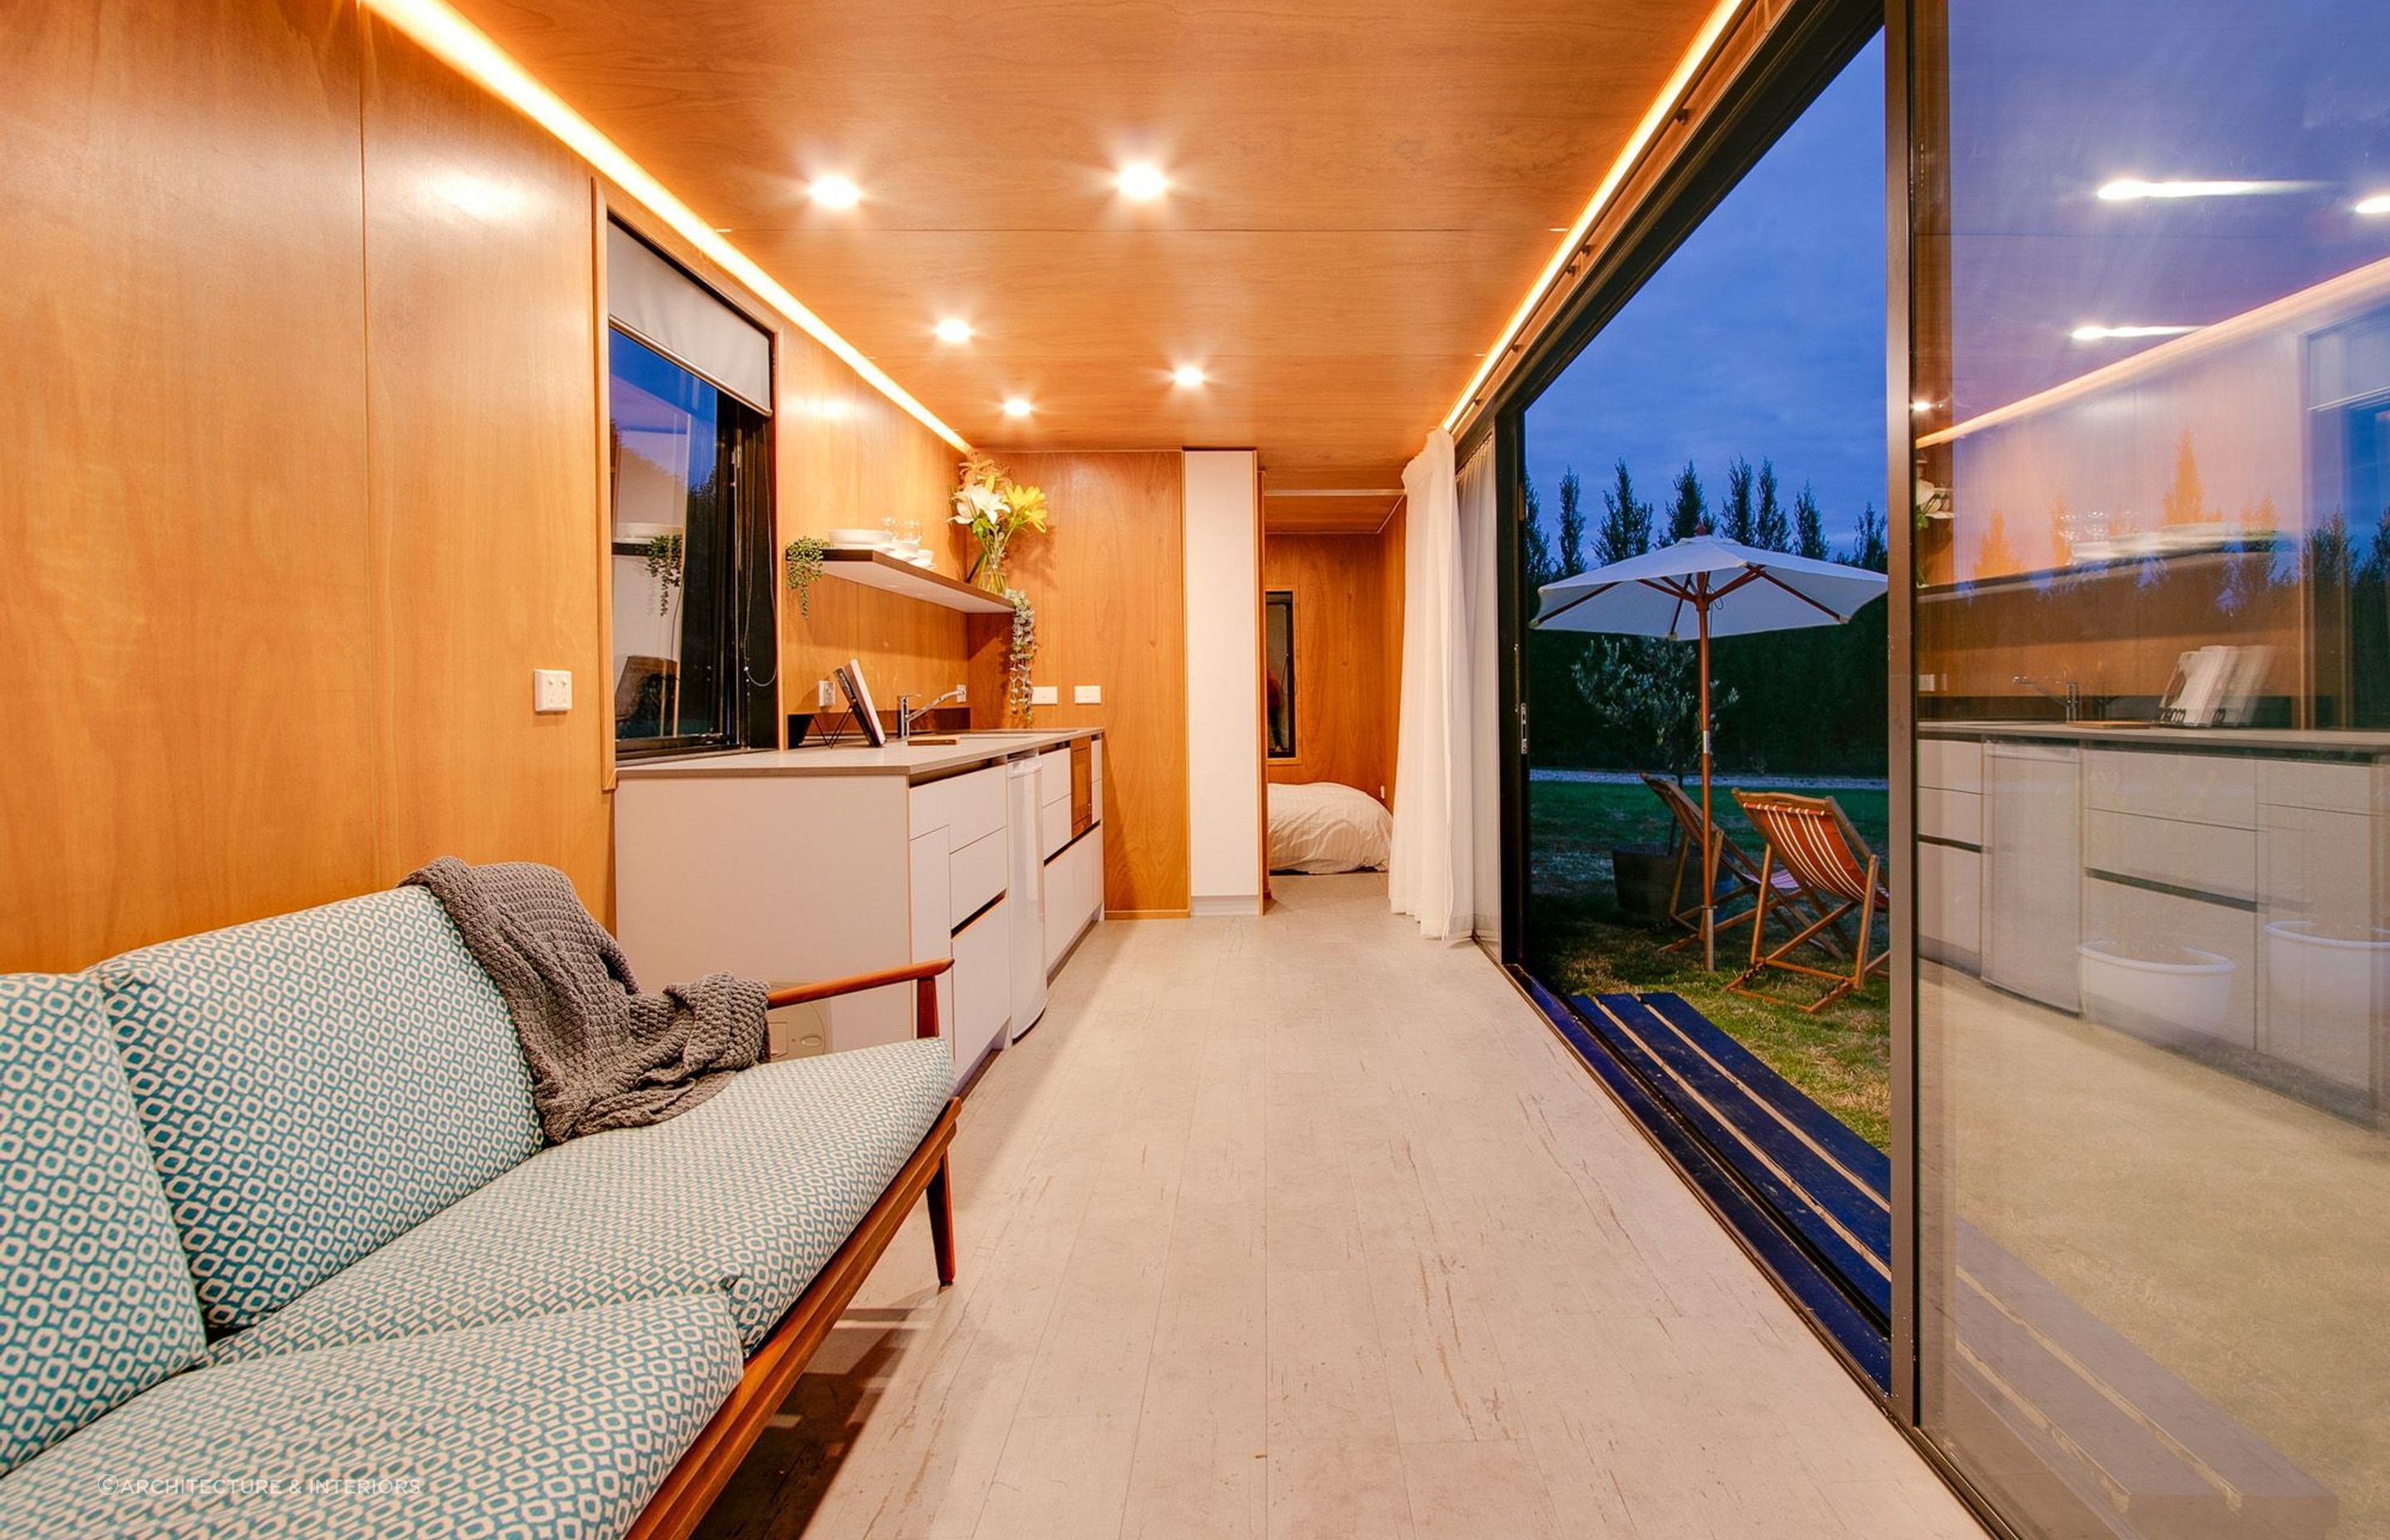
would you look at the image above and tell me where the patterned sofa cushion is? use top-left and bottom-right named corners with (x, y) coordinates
top-left (0, 974), bottom-right (206, 1476)
top-left (0, 1293), bottom-right (742, 1540)
top-left (93, 887), bottom-right (543, 1333)
top-left (213, 1038), bottom-right (954, 1362)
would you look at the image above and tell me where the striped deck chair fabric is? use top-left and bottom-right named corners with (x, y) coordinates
top-left (1636, 773), bottom-right (1835, 959)
top-left (1729, 790), bottom-right (1890, 1011)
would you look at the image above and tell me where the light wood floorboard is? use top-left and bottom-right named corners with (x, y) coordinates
top-left (695, 874), bottom-right (1982, 1540)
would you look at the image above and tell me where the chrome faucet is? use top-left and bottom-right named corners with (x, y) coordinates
top-left (2012, 673), bottom-right (2081, 722)
top-left (896, 686), bottom-right (966, 741)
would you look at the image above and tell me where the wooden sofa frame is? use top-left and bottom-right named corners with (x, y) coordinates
top-left (627, 958), bottom-right (959, 1540)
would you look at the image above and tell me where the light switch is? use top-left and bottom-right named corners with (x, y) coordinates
top-left (533, 669), bottom-right (573, 714)
top-left (1031, 685), bottom-right (1059, 705)
top-left (1073, 684), bottom-right (1102, 704)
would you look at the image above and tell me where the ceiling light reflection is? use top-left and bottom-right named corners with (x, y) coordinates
top-left (2071, 323), bottom-right (2200, 343)
top-left (2096, 178), bottom-right (2314, 202)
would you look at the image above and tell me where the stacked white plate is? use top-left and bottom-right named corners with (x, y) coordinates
top-left (827, 527), bottom-right (880, 550)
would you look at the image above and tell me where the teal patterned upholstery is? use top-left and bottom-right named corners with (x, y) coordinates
top-left (94, 888), bottom-right (544, 1332)
top-left (0, 974), bottom-right (205, 1476)
top-left (215, 1039), bottom-right (954, 1362)
top-left (0, 1294), bottom-right (741, 1540)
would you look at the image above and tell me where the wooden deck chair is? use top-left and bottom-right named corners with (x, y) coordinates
top-left (1637, 773), bottom-right (1837, 957)
top-left (1728, 790), bottom-right (1890, 1012)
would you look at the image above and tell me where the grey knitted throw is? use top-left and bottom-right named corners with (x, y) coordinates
top-left (404, 857), bottom-right (765, 1143)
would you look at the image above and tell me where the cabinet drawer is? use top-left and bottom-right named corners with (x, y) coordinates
top-left (910, 830), bottom-right (954, 965)
top-left (950, 897), bottom-right (1012, 1070)
top-left (2085, 810), bottom-right (2256, 901)
top-left (1919, 842), bottom-right (1981, 969)
top-left (949, 825), bottom-right (1007, 928)
top-left (2262, 758), bottom-right (2373, 815)
top-left (1040, 795), bottom-right (1071, 860)
top-left (910, 764), bottom-right (1005, 849)
top-left (1919, 738), bottom-right (1983, 793)
top-left (2086, 749), bottom-right (2256, 829)
top-left (1037, 748), bottom-right (1070, 807)
top-left (1919, 787), bottom-right (1982, 846)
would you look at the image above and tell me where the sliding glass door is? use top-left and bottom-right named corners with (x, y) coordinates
top-left (1908, 2), bottom-right (2390, 1533)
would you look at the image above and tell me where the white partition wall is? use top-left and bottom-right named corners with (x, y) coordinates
top-left (1182, 449), bottom-right (1264, 915)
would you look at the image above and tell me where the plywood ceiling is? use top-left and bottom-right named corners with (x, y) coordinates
top-left (449, 0), bottom-right (1713, 489)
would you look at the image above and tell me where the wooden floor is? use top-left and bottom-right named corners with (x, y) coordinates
top-left (695, 874), bottom-right (1983, 1539)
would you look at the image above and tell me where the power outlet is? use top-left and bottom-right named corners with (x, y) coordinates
top-left (1030, 685), bottom-right (1059, 706)
top-left (1073, 684), bottom-right (1102, 704)
top-left (533, 669), bottom-right (573, 714)
top-left (817, 678), bottom-right (836, 709)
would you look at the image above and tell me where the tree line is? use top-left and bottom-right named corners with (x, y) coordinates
top-left (1524, 458), bottom-right (1889, 777)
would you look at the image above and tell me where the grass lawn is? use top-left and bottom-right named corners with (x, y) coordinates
top-left (1525, 777), bottom-right (1893, 1150)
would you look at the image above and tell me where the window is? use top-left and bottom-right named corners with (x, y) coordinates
top-left (605, 226), bottom-right (777, 756)
top-left (1265, 590), bottom-right (1296, 758)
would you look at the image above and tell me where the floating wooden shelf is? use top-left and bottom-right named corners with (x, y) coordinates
top-left (818, 548), bottom-right (1014, 614)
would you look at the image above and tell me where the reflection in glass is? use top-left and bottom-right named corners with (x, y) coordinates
top-left (609, 330), bottom-right (728, 744)
top-left (1265, 590), bottom-right (1295, 758)
top-left (1912, 3), bottom-right (2390, 1534)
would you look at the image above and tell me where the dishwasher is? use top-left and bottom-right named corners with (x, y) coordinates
top-left (1005, 757), bottom-right (1049, 1039)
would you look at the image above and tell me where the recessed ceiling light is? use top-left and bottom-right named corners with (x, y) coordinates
top-left (1170, 365), bottom-right (1207, 388)
top-left (933, 318), bottom-right (973, 344)
top-left (2357, 193), bottom-right (2390, 216)
top-left (1115, 163), bottom-right (1168, 201)
top-left (808, 173), bottom-right (861, 210)
top-left (2095, 177), bottom-right (2310, 202)
top-left (2071, 323), bottom-right (2200, 342)
top-left (1002, 397), bottom-right (1033, 418)
top-left (1910, 398), bottom-right (1937, 414)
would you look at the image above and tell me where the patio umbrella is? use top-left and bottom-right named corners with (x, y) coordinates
top-left (1532, 534), bottom-right (1887, 968)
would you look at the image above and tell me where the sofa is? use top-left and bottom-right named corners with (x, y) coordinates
top-left (0, 885), bottom-right (959, 1540)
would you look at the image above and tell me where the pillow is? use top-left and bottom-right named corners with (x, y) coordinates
top-left (95, 887), bottom-right (543, 1332)
top-left (0, 972), bottom-right (204, 1474)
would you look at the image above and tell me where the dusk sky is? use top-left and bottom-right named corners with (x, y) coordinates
top-left (1524, 36), bottom-right (1885, 558)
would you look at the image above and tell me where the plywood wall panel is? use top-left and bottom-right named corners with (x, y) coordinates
top-left (1264, 533), bottom-right (1396, 803)
top-left (1379, 504), bottom-right (1407, 806)
top-left (0, 0), bottom-right (379, 972)
top-left (967, 452), bottom-right (1189, 915)
top-left (360, 14), bottom-right (612, 908)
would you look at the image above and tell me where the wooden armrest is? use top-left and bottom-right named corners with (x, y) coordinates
top-left (766, 959), bottom-right (953, 1039)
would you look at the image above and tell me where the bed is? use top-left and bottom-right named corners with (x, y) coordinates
top-left (1267, 782), bottom-right (1392, 874)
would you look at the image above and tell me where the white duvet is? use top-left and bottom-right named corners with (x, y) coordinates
top-left (1267, 782), bottom-right (1392, 874)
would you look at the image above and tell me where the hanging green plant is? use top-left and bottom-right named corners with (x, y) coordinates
top-left (783, 534), bottom-right (827, 616)
top-left (1005, 588), bottom-right (1039, 727)
top-left (642, 531), bottom-right (685, 616)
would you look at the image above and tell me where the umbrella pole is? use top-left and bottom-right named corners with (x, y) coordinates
top-left (1698, 592), bottom-right (1715, 970)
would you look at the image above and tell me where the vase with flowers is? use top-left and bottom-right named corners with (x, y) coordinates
top-left (950, 454), bottom-right (1051, 592)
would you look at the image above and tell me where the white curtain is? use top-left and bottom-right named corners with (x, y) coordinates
top-left (1389, 430), bottom-right (1496, 940)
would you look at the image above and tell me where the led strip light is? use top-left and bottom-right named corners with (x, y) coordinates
top-left (1441, 0), bottom-right (1749, 434)
top-left (365, 0), bottom-right (972, 453)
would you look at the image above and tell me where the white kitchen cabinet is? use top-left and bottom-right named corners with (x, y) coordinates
top-left (1045, 826), bottom-right (1104, 971)
top-left (1919, 841), bottom-right (1982, 972)
top-left (615, 731), bottom-right (1105, 1085)
top-left (1983, 742), bottom-right (2082, 1011)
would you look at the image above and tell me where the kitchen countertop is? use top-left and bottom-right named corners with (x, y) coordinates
top-left (615, 728), bottom-right (1102, 781)
top-left (1921, 719), bottom-right (2390, 756)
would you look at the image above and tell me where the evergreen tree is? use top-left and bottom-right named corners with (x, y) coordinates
top-left (1723, 458), bottom-right (1756, 544)
top-left (1753, 459), bottom-right (1789, 551)
top-left (1666, 462), bottom-right (1706, 543)
top-left (1556, 467), bottom-right (1588, 578)
top-left (1596, 460), bottom-right (1654, 566)
top-left (1520, 479), bottom-right (1556, 591)
top-left (1793, 482), bottom-right (1827, 559)
top-left (1848, 502), bottom-right (1889, 572)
